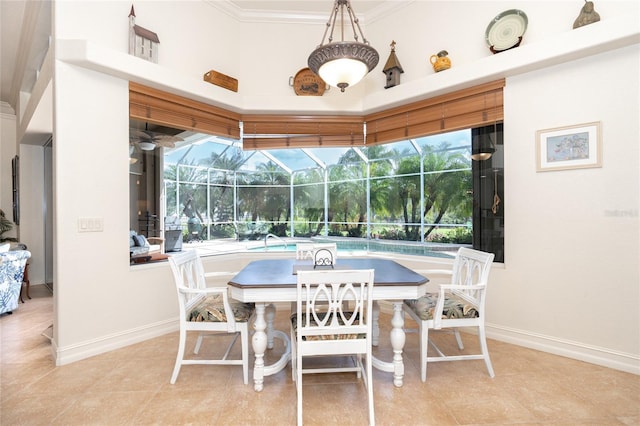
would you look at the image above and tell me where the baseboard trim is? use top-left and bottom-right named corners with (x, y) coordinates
top-left (54, 304), bottom-right (639, 376)
top-left (55, 318), bottom-right (178, 366)
top-left (377, 301), bottom-right (639, 375)
top-left (486, 323), bottom-right (640, 375)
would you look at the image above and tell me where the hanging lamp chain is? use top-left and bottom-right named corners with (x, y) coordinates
top-left (493, 90), bottom-right (498, 149)
top-left (346, 1), bottom-right (369, 44)
top-left (321, 2), bottom-right (339, 45)
top-left (320, 0), bottom-right (370, 47)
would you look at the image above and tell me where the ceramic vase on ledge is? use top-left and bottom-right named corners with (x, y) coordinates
top-left (430, 50), bottom-right (451, 72)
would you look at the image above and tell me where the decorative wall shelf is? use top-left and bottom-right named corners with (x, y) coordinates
top-left (56, 14), bottom-right (638, 116)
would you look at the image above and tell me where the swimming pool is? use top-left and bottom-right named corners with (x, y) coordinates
top-left (248, 239), bottom-right (459, 258)
top-left (249, 244), bottom-right (297, 252)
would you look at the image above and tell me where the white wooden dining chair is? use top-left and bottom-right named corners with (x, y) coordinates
top-left (295, 243), bottom-right (315, 260)
top-left (291, 269), bottom-right (375, 426)
top-left (312, 244), bottom-right (337, 268)
top-left (296, 242), bottom-right (338, 265)
top-left (403, 247), bottom-right (495, 382)
top-left (168, 250), bottom-right (255, 384)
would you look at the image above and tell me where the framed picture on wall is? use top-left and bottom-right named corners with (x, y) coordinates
top-left (11, 155), bottom-right (19, 225)
top-left (536, 121), bottom-right (602, 172)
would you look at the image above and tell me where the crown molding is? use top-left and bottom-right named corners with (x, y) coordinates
top-left (1, 101), bottom-right (16, 116)
top-left (203, 0), bottom-right (414, 25)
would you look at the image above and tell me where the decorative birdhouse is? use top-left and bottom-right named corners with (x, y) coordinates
top-left (128, 5), bottom-right (160, 63)
top-left (383, 41), bottom-right (404, 89)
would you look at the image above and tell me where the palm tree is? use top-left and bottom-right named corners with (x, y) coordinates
top-left (421, 143), bottom-right (471, 238)
top-left (164, 161), bottom-right (207, 223)
top-left (293, 169), bottom-right (325, 236)
top-left (386, 143), bottom-right (470, 241)
top-left (367, 146), bottom-right (394, 221)
top-left (203, 149), bottom-right (246, 231)
top-left (393, 155), bottom-right (422, 240)
top-left (255, 161), bottom-right (290, 223)
top-left (330, 152), bottom-right (368, 236)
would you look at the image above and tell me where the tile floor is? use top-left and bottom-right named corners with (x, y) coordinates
top-left (1, 285), bottom-right (638, 425)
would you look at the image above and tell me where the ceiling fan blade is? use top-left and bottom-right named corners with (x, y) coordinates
top-left (130, 128), bottom-right (182, 149)
top-left (152, 134), bottom-right (182, 148)
top-left (155, 140), bottom-right (176, 148)
top-left (156, 134), bottom-right (183, 142)
top-left (130, 129), bottom-right (152, 140)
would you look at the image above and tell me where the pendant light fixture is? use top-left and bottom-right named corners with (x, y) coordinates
top-left (471, 128), bottom-right (495, 161)
top-left (308, 0), bottom-right (379, 92)
top-left (471, 92), bottom-right (498, 161)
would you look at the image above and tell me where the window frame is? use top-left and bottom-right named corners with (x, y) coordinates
top-left (130, 81), bottom-right (505, 261)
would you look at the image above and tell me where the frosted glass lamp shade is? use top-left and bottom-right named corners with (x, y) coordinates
top-left (318, 58), bottom-right (369, 91)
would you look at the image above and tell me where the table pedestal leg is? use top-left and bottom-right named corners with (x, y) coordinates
top-left (265, 303), bottom-right (275, 349)
top-left (372, 301), bottom-right (380, 347)
top-left (371, 301), bottom-right (407, 387)
top-left (250, 303), bottom-right (291, 392)
top-left (390, 302), bottom-right (406, 387)
top-left (252, 303), bottom-right (268, 392)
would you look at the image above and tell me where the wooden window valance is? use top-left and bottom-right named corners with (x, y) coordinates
top-left (129, 79), bottom-right (503, 148)
top-left (364, 79), bottom-right (505, 145)
top-left (129, 82), bottom-right (241, 139)
top-left (365, 80), bottom-right (504, 145)
top-left (241, 115), bottom-right (365, 150)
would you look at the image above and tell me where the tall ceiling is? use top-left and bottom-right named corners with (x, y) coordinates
top-left (0, 0), bottom-right (393, 113)
top-left (1, 0), bottom-right (51, 111)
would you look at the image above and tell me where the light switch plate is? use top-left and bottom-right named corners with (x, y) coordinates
top-left (78, 217), bottom-right (104, 232)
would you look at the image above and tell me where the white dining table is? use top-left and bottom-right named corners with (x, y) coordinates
top-left (227, 257), bottom-right (429, 392)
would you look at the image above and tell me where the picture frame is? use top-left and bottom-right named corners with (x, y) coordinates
top-left (536, 121), bottom-right (602, 172)
top-left (11, 155), bottom-right (19, 225)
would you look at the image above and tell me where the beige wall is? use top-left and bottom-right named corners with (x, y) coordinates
top-left (495, 44), bottom-right (639, 370)
top-left (6, 1), bottom-right (637, 372)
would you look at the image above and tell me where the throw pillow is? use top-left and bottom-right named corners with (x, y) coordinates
top-left (0, 243), bottom-right (9, 253)
top-left (133, 235), bottom-right (148, 247)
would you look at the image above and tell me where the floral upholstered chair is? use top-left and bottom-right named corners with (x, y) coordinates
top-left (403, 247), bottom-right (495, 381)
top-left (0, 250), bottom-right (31, 315)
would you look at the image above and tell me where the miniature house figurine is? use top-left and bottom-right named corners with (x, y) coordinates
top-left (128, 5), bottom-right (160, 63)
top-left (383, 41), bottom-right (404, 89)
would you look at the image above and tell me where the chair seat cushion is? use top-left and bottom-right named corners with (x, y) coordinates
top-left (404, 293), bottom-right (479, 321)
top-left (189, 295), bottom-right (254, 322)
top-left (290, 312), bottom-right (364, 340)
